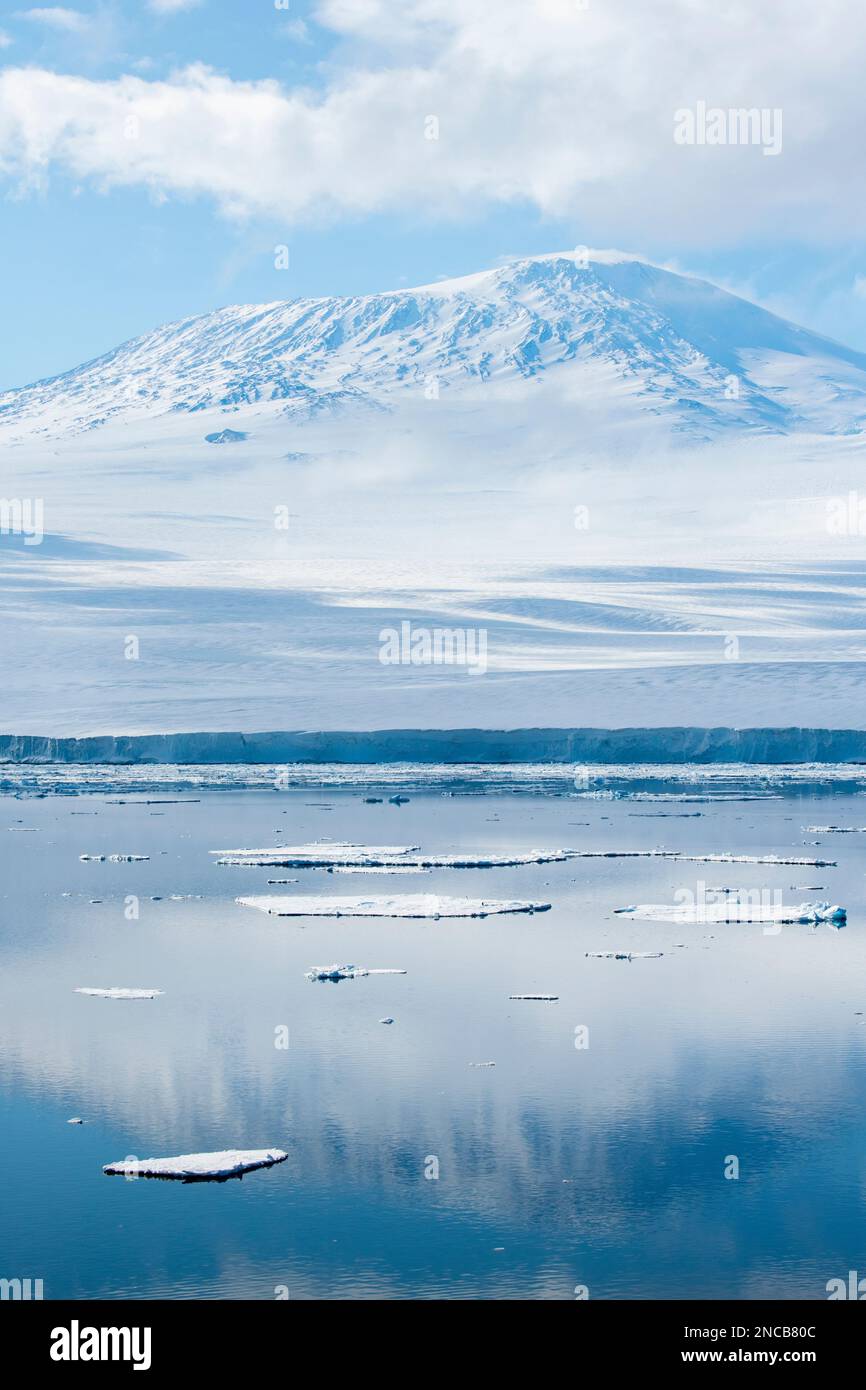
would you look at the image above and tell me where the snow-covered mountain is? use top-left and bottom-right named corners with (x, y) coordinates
top-left (3, 252), bottom-right (866, 443)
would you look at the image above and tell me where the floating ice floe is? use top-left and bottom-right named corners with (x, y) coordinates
top-left (331, 865), bottom-right (430, 875)
top-left (585, 951), bottom-right (664, 960)
top-left (615, 902), bottom-right (846, 925)
top-left (469, 1061), bottom-right (496, 1067)
top-left (79, 853), bottom-right (149, 863)
top-left (305, 964), bottom-right (407, 981)
top-left (214, 842), bottom-right (834, 869)
top-left (565, 850), bottom-right (836, 866)
top-left (238, 894), bottom-right (550, 918)
top-left (509, 993), bottom-right (558, 1001)
top-left (213, 842), bottom-right (571, 870)
top-left (103, 1148), bottom-right (287, 1180)
top-left (75, 987), bottom-right (164, 999)
top-left (804, 825), bottom-right (866, 833)
top-left (379, 1017), bottom-right (395, 1024)
top-left (67, 1117), bottom-right (84, 1125)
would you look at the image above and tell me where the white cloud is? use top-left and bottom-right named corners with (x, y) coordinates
top-left (148, 0), bottom-right (202, 12)
top-left (0, 31), bottom-right (13, 48)
top-left (0, 0), bottom-right (864, 244)
top-left (279, 19), bottom-right (310, 43)
top-left (14, 7), bottom-right (88, 31)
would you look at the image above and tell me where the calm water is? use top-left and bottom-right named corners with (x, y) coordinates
top-left (2, 780), bottom-right (866, 1300)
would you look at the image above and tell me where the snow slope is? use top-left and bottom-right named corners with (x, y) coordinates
top-left (3, 252), bottom-right (866, 442)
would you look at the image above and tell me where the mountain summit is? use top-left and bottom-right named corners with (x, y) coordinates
top-left (3, 252), bottom-right (865, 442)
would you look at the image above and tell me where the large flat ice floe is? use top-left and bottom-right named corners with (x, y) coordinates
top-left (103, 1148), bottom-right (287, 1180)
top-left (214, 842), bottom-right (571, 869)
top-left (238, 894), bottom-right (550, 918)
top-left (213, 842), bottom-right (834, 869)
top-left (75, 987), bottom-right (164, 999)
top-left (615, 901), bottom-right (846, 924)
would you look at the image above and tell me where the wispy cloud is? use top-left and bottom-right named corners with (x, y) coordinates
top-left (0, 31), bottom-right (13, 49)
top-left (148, 0), bottom-right (202, 12)
top-left (14, 7), bottom-right (88, 31)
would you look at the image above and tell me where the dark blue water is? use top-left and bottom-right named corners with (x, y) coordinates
top-left (2, 784), bottom-right (866, 1299)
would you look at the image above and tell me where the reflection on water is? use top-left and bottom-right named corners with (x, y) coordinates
top-left (2, 782), bottom-right (866, 1299)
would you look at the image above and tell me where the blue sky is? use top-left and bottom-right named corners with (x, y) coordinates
top-left (1, 0), bottom-right (865, 389)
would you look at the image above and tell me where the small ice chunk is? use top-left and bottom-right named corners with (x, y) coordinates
top-left (103, 1148), bottom-right (287, 1180)
top-left (238, 894), bottom-right (550, 918)
top-left (67, 1117), bottom-right (84, 1125)
top-left (509, 994), bottom-right (558, 1001)
top-left (75, 987), bottom-right (164, 999)
top-left (469, 1061), bottom-right (496, 1067)
top-left (379, 1017), bottom-right (395, 1024)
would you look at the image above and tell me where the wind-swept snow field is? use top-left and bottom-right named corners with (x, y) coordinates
top-left (3, 253), bottom-right (866, 739)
